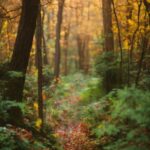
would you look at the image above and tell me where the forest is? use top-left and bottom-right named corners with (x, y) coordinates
top-left (0, 0), bottom-right (150, 149)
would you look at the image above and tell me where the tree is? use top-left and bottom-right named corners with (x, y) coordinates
top-left (63, 25), bottom-right (70, 75)
top-left (102, 0), bottom-right (117, 93)
top-left (102, 0), bottom-right (114, 52)
top-left (77, 34), bottom-right (86, 71)
top-left (77, 34), bottom-right (90, 73)
top-left (54, 0), bottom-right (65, 81)
top-left (6, 0), bottom-right (40, 101)
top-left (36, 4), bottom-right (44, 129)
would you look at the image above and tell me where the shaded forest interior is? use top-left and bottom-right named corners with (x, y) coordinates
top-left (0, 0), bottom-right (150, 150)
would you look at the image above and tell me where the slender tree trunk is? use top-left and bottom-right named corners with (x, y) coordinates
top-left (54, 0), bottom-right (65, 81)
top-left (135, 13), bottom-right (149, 86)
top-left (84, 42), bottom-right (90, 74)
top-left (0, 19), bottom-right (3, 34)
top-left (6, 0), bottom-right (39, 101)
top-left (128, 1), bottom-right (142, 85)
top-left (64, 27), bottom-right (70, 75)
top-left (77, 35), bottom-right (90, 73)
top-left (77, 35), bottom-right (85, 71)
top-left (64, 43), bottom-right (68, 75)
top-left (36, 5), bottom-right (44, 129)
top-left (42, 8), bottom-right (49, 65)
top-left (43, 32), bottom-right (49, 65)
top-left (102, 0), bottom-right (114, 52)
top-left (112, 0), bottom-right (123, 85)
top-left (102, 0), bottom-right (116, 93)
top-left (126, 0), bottom-right (133, 86)
top-left (135, 35), bottom-right (148, 85)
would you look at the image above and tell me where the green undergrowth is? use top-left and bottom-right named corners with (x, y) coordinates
top-left (47, 73), bottom-right (150, 150)
top-left (46, 73), bottom-right (102, 126)
top-left (2, 72), bottom-right (149, 150)
top-left (79, 86), bottom-right (150, 150)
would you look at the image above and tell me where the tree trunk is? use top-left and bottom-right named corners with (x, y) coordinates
top-left (36, 5), bottom-right (44, 130)
top-left (135, 14), bottom-right (149, 86)
top-left (77, 35), bottom-right (90, 73)
top-left (126, 0), bottom-right (133, 86)
top-left (0, 19), bottom-right (3, 34)
top-left (135, 35), bottom-right (148, 86)
top-left (6, 0), bottom-right (39, 101)
top-left (42, 8), bottom-right (49, 65)
top-left (77, 35), bottom-right (85, 71)
top-left (112, 0), bottom-right (123, 85)
top-left (102, 0), bottom-right (116, 93)
top-left (84, 43), bottom-right (90, 74)
top-left (64, 27), bottom-right (70, 75)
top-left (54, 0), bottom-right (65, 81)
top-left (102, 0), bottom-right (114, 52)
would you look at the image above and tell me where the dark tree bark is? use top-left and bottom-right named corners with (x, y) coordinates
top-left (102, 0), bottom-right (117, 93)
top-left (54, 0), bottom-right (65, 80)
top-left (77, 35), bottom-right (85, 71)
top-left (135, 12), bottom-right (149, 86)
top-left (77, 34), bottom-right (90, 73)
top-left (35, 8), bottom-right (49, 67)
top-left (36, 5), bottom-right (44, 129)
top-left (102, 0), bottom-right (114, 52)
top-left (135, 34), bottom-right (148, 85)
top-left (112, 0), bottom-right (123, 84)
top-left (0, 19), bottom-right (3, 33)
top-left (6, 0), bottom-right (39, 101)
top-left (126, 0), bottom-right (133, 86)
top-left (128, 1), bottom-right (142, 86)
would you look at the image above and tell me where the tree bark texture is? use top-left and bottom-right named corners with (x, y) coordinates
top-left (54, 0), bottom-right (65, 80)
top-left (7, 0), bottom-right (40, 101)
top-left (36, 5), bottom-right (44, 129)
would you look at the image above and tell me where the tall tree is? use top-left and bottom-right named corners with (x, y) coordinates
top-left (102, 0), bottom-right (116, 93)
top-left (102, 0), bottom-right (114, 52)
top-left (77, 34), bottom-right (90, 73)
top-left (41, 8), bottom-right (49, 65)
top-left (36, 4), bottom-right (44, 129)
top-left (6, 0), bottom-right (40, 101)
top-left (54, 0), bottom-right (65, 81)
top-left (63, 25), bottom-right (70, 75)
top-left (126, 0), bottom-right (133, 85)
top-left (77, 35), bottom-right (86, 71)
top-left (112, 0), bottom-right (123, 84)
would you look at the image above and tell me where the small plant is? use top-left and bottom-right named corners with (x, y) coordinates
top-left (0, 100), bottom-right (26, 123)
top-left (0, 125), bottom-right (46, 150)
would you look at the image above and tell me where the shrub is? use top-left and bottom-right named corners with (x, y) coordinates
top-left (95, 52), bottom-right (121, 92)
top-left (80, 87), bottom-right (150, 150)
top-left (0, 100), bottom-right (26, 124)
top-left (0, 126), bottom-right (46, 150)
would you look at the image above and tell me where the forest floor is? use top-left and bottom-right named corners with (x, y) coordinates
top-left (46, 73), bottom-right (98, 150)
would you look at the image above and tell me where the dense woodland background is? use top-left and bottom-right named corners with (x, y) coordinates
top-left (0, 0), bottom-right (150, 149)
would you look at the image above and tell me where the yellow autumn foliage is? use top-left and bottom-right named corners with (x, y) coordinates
top-left (128, 19), bottom-right (136, 27)
top-left (146, 0), bottom-right (150, 3)
top-left (33, 102), bottom-right (38, 111)
top-left (35, 118), bottom-right (42, 129)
